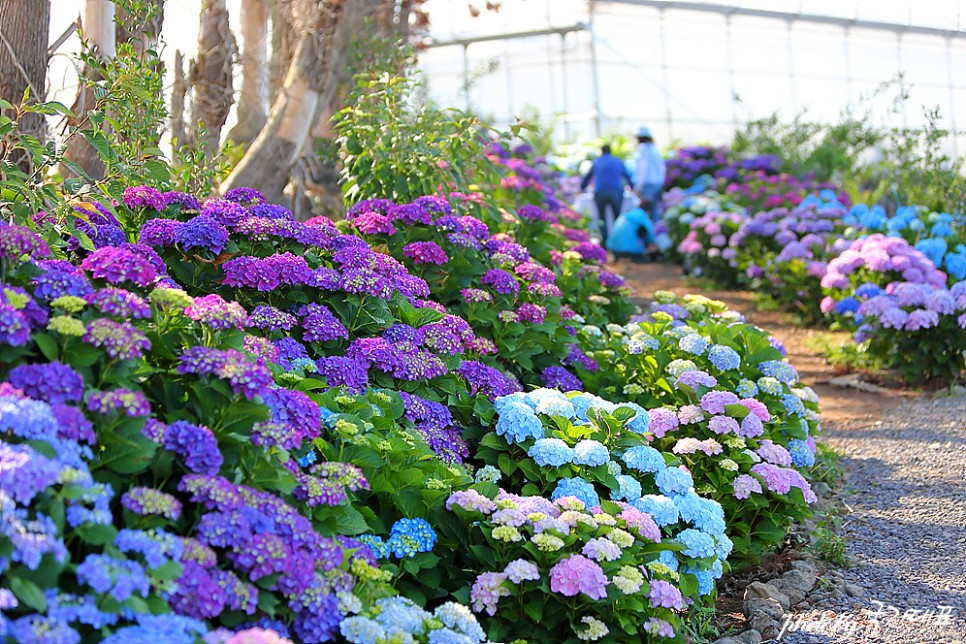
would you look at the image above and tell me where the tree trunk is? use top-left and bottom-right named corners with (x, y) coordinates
top-left (224, 0), bottom-right (406, 203)
top-left (303, 1), bottom-right (414, 215)
top-left (170, 49), bottom-right (188, 149)
top-left (228, 0), bottom-right (268, 146)
top-left (62, 0), bottom-right (114, 180)
top-left (189, 0), bottom-right (234, 154)
top-left (0, 0), bottom-right (51, 173)
top-left (268, 0), bottom-right (296, 97)
top-left (115, 0), bottom-right (164, 54)
top-left (221, 0), bottom-right (346, 201)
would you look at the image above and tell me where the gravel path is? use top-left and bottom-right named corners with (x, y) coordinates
top-left (617, 261), bottom-right (966, 642)
top-left (782, 397), bottom-right (966, 643)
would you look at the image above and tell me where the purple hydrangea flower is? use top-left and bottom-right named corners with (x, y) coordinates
top-left (8, 362), bottom-right (84, 404)
top-left (541, 366), bottom-right (582, 391)
top-left (176, 215), bottom-right (230, 255)
top-left (185, 294), bottom-right (249, 330)
top-left (403, 241), bottom-right (448, 265)
top-left (122, 186), bottom-right (166, 211)
top-left (81, 246), bottom-right (157, 288)
top-left (84, 318), bottom-right (151, 360)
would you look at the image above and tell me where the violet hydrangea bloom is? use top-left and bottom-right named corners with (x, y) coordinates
top-left (122, 186), bottom-right (166, 211)
top-left (8, 362), bottom-right (84, 404)
top-left (481, 268), bottom-right (519, 295)
top-left (185, 294), bottom-right (249, 330)
top-left (81, 246), bottom-right (158, 288)
top-left (0, 222), bottom-right (51, 262)
top-left (84, 319), bottom-right (151, 360)
top-left (548, 554), bottom-right (608, 599)
top-left (541, 366), bottom-right (582, 391)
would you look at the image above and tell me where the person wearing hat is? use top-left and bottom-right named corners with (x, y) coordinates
top-left (580, 143), bottom-right (633, 246)
top-left (633, 126), bottom-right (667, 221)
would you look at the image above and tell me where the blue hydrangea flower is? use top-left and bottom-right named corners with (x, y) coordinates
top-left (834, 297), bottom-right (860, 315)
top-left (655, 467), bottom-right (693, 496)
top-left (679, 334), bottom-right (709, 355)
top-left (341, 616), bottom-right (386, 644)
top-left (683, 564), bottom-right (716, 596)
top-left (677, 528), bottom-right (717, 559)
top-left (622, 445), bottom-right (666, 473)
top-left (493, 392), bottom-right (531, 415)
top-left (782, 393), bottom-right (806, 417)
top-left (672, 493), bottom-right (726, 535)
top-left (428, 629), bottom-right (476, 644)
top-left (855, 283), bottom-right (883, 299)
top-left (434, 602), bottom-right (486, 642)
top-left (613, 475), bottom-right (643, 502)
top-left (635, 494), bottom-right (680, 526)
top-left (658, 548), bottom-right (679, 572)
top-left (572, 440), bottom-right (609, 467)
top-left (714, 534), bottom-right (734, 560)
top-left (618, 402), bottom-right (650, 434)
top-left (707, 344), bottom-right (741, 372)
top-left (551, 477), bottom-right (600, 508)
top-left (757, 377), bottom-right (784, 396)
top-left (569, 393), bottom-right (615, 422)
top-left (100, 614), bottom-right (210, 644)
top-left (736, 379), bottom-right (758, 398)
top-left (495, 401), bottom-right (544, 444)
top-left (385, 518), bottom-right (437, 558)
top-left (373, 596), bottom-right (430, 635)
top-left (788, 439), bottom-right (816, 468)
top-left (526, 389), bottom-right (576, 418)
top-left (528, 438), bottom-right (574, 467)
top-left (758, 361), bottom-right (798, 385)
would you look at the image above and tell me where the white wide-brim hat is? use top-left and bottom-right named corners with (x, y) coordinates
top-left (636, 126), bottom-right (652, 138)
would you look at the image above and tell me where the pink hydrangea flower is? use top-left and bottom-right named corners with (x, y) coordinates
top-left (549, 554), bottom-right (608, 599)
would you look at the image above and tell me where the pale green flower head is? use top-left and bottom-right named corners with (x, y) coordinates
top-left (148, 286), bottom-right (193, 310)
top-left (3, 288), bottom-right (28, 310)
top-left (50, 295), bottom-right (87, 313)
top-left (47, 315), bottom-right (86, 336)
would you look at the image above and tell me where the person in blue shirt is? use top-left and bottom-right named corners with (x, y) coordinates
top-left (633, 126), bottom-right (667, 221)
top-left (580, 144), bottom-right (633, 245)
top-left (605, 205), bottom-right (660, 263)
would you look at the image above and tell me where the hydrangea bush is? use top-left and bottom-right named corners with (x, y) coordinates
top-left (570, 293), bottom-right (820, 562)
top-left (439, 389), bottom-right (730, 642)
top-left (0, 223), bottom-right (372, 642)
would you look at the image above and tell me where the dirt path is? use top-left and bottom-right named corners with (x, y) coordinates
top-left (617, 260), bottom-right (907, 428)
top-left (619, 261), bottom-right (966, 643)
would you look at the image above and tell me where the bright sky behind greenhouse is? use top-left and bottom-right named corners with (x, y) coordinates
top-left (50, 0), bottom-right (966, 156)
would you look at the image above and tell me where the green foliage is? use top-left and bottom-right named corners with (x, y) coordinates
top-left (732, 103), bottom-right (882, 184)
top-left (732, 81), bottom-right (966, 214)
top-left (806, 333), bottom-right (883, 375)
top-left (806, 513), bottom-right (849, 568)
top-left (335, 70), bottom-right (502, 207)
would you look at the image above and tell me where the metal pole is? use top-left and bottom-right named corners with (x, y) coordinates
top-left (462, 43), bottom-right (470, 113)
top-left (658, 8), bottom-right (673, 139)
top-left (561, 32), bottom-right (572, 141)
top-left (786, 19), bottom-right (797, 114)
top-left (588, 0), bottom-right (603, 136)
top-left (946, 36), bottom-right (959, 159)
top-left (725, 13), bottom-right (738, 131)
top-left (843, 26), bottom-right (852, 104)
